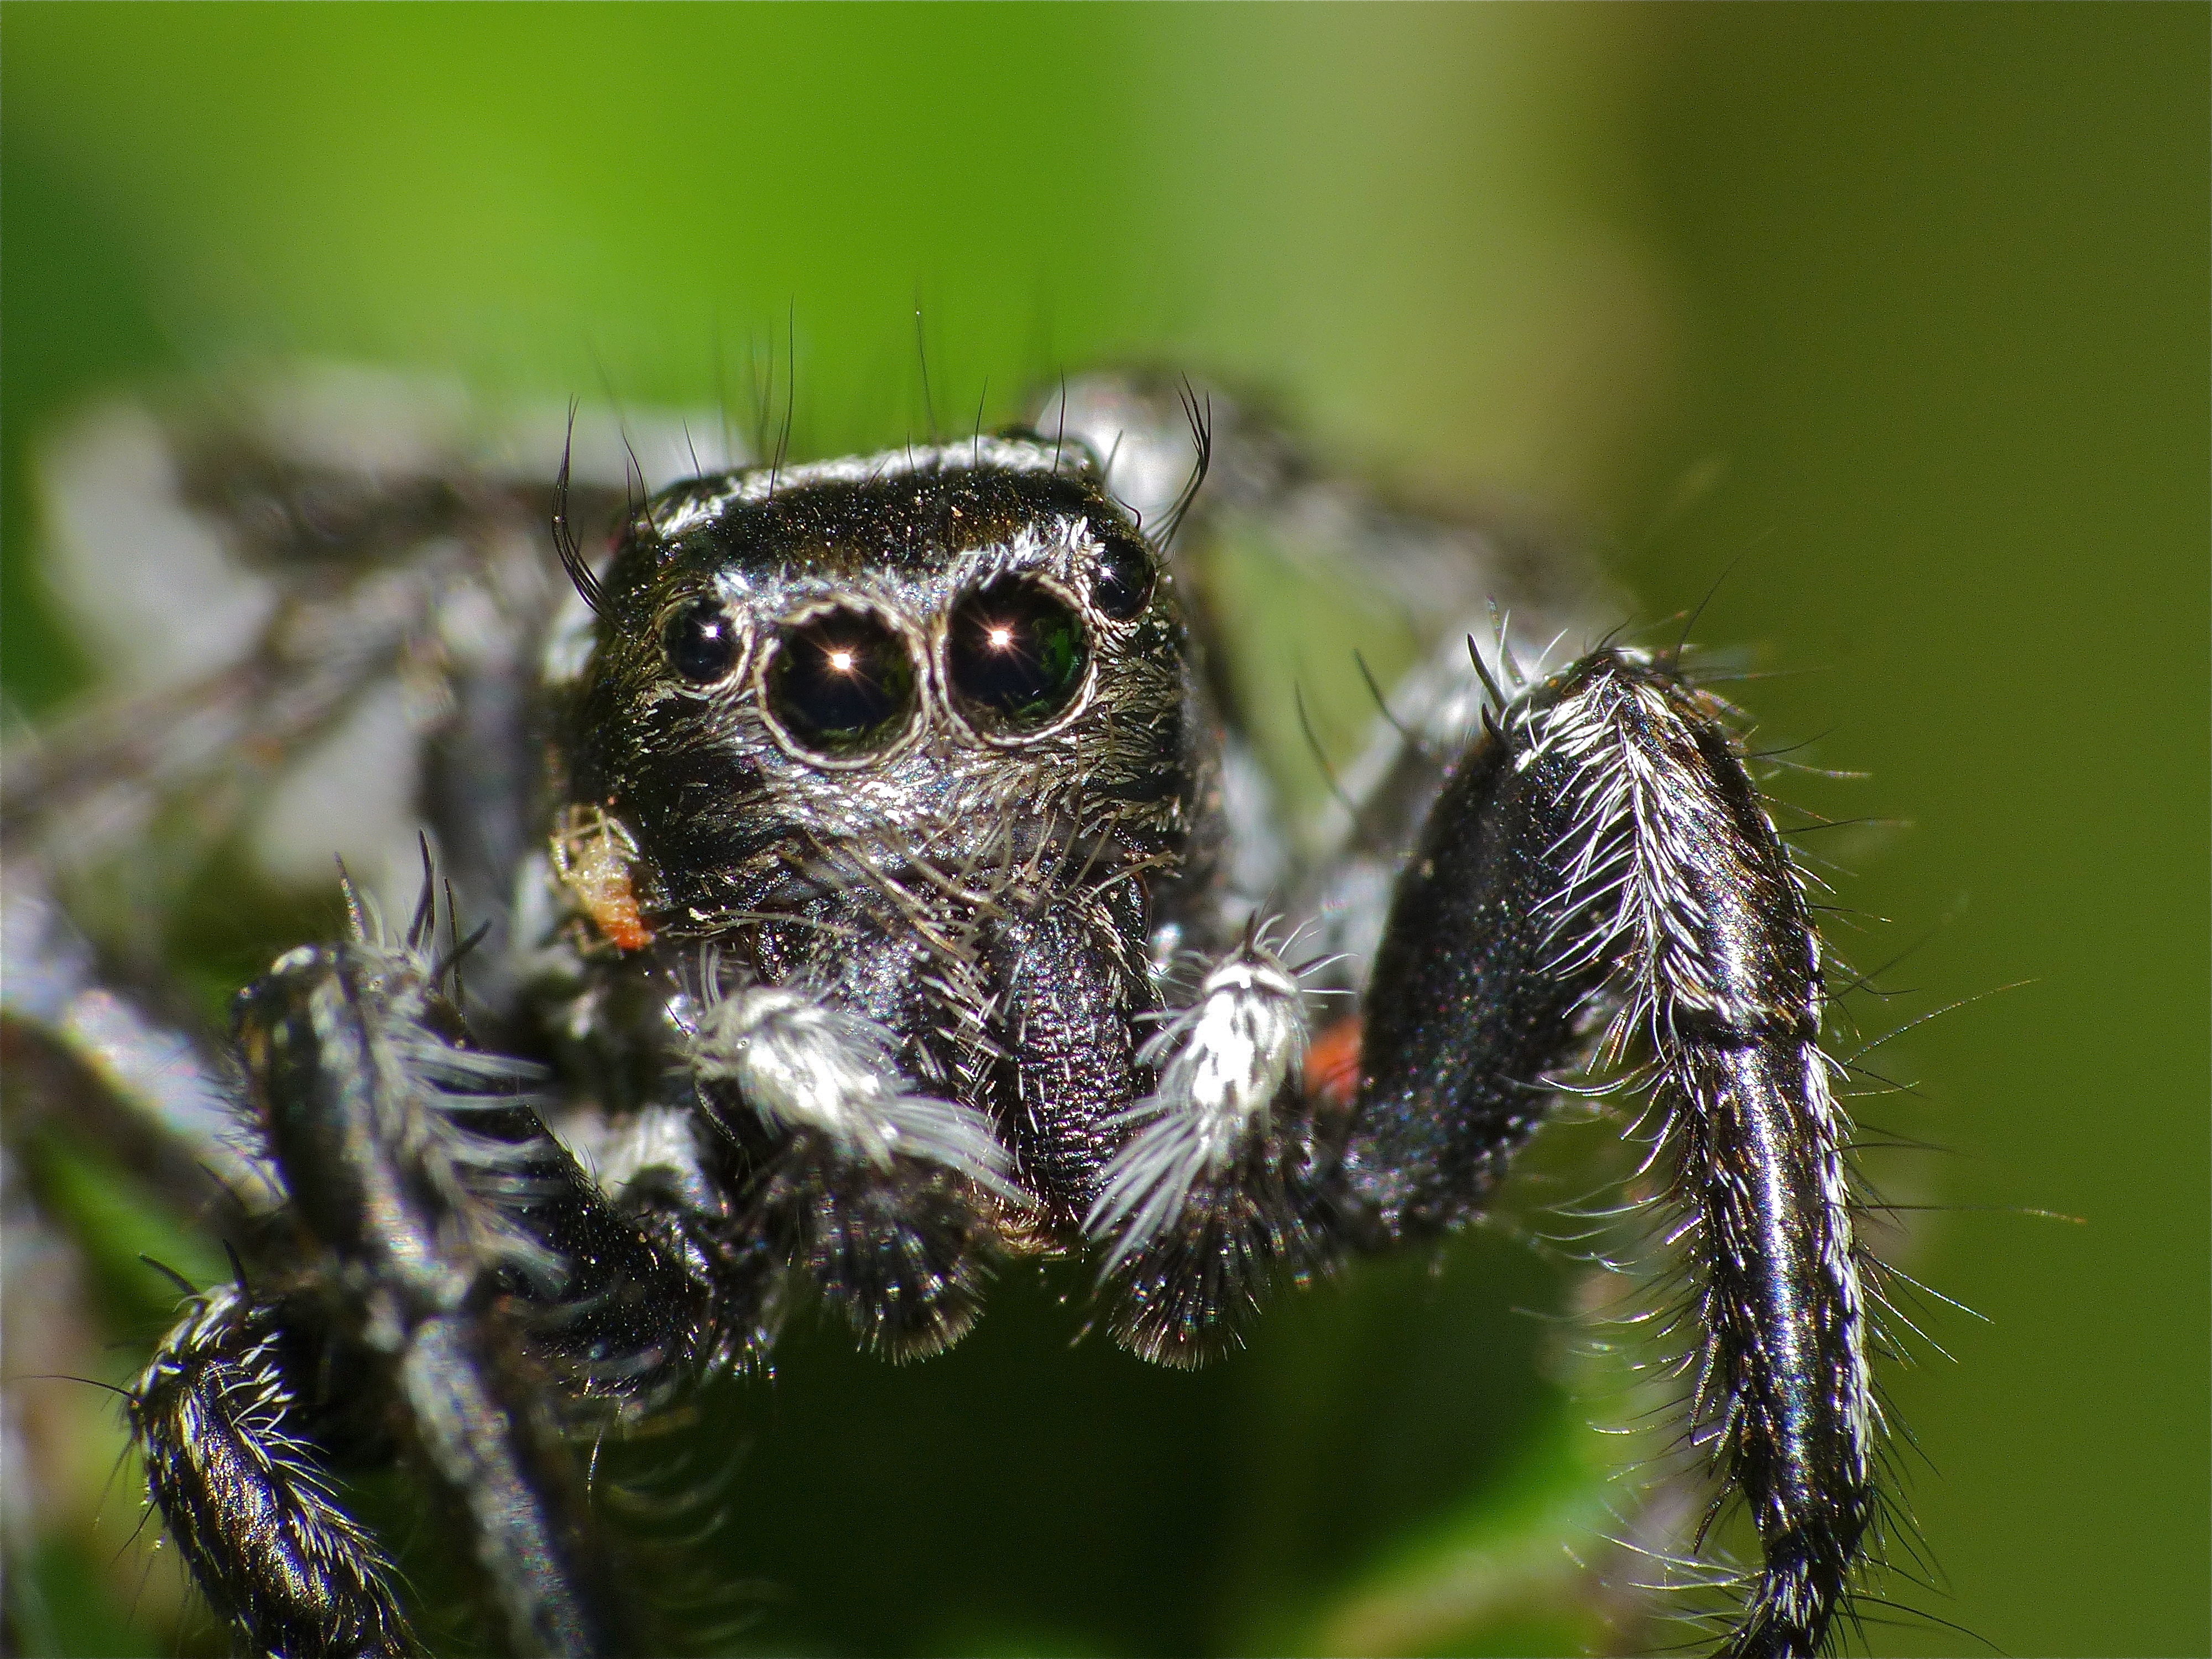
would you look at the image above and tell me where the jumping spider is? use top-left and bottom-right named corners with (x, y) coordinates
top-left (3, 368), bottom-right (1899, 1657)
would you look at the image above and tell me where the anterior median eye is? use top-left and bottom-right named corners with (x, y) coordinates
top-left (764, 607), bottom-right (918, 755)
top-left (661, 597), bottom-right (743, 685)
top-left (947, 578), bottom-right (1088, 731)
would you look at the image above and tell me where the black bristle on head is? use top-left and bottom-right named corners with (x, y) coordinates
top-left (1156, 378), bottom-right (1213, 552)
top-left (554, 401), bottom-right (606, 616)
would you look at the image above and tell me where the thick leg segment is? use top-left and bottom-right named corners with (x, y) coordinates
top-left (132, 1285), bottom-right (412, 1659)
top-left (1339, 703), bottom-right (1592, 1228)
top-left (232, 942), bottom-right (648, 1657)
top-left (1347, 651), bottom-right (1871, 1658)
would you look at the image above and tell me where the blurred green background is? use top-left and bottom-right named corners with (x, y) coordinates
top-left (2, 6), bottom-right (2204, 1656)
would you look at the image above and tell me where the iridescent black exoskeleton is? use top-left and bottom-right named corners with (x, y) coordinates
top-left (2, 371), bottom-right (1888, 1657)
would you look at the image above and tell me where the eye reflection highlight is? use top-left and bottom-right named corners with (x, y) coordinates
top-left (947, 579), bottom-right (1088, 732)
top-left (763, 608), bottom-right (917, 757)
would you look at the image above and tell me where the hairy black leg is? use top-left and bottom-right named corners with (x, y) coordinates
top-left (132, 1284), bottom-right (414, 1659)
top-left (1345, 649), bottom-right (1872, 1658)
top-left (232, 941), bottom-right (639, 1657)
top-left (56, 865), bottom-right (757, 1656)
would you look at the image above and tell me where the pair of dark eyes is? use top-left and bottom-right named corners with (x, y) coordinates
top-left (658, 552), bottom-right (1147, 757)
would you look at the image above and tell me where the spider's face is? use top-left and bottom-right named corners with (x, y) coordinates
top-left (566, 436), bottom-right (1215, 938)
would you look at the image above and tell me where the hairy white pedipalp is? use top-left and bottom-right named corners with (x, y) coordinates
top-left (691, 984), bottom-right (1018, 1201)
top-left (1085, 936), bottom-right (1310, 1269)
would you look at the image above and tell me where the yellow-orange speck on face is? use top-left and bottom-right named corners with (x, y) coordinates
top-left (551, 805), bottom-right (654, 953)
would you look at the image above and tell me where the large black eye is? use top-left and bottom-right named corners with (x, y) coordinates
top-left (948, 579), bottom-right (1089, 731)
top-left (764, 607), bottom-right (917, 755)
top-left (1091, 536), bottom-right (1154, 620)
top-left (661, 597), bottom-right (743, 685)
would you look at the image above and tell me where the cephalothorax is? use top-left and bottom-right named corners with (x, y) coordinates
top-left (3, 371), bottom-right (1894, 1657)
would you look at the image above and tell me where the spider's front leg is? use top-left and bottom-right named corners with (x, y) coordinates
top-left (1047, 375), bottom-right (1871, 1651)
top-left (131, 1281), bottom-right (415, 1658)
top-left (139, 933), bottom-right (719, 1658)
top-left (242, 941), bottom-right (638, 1657)
top-left (1349, 648), bottom-right (1872, 1658)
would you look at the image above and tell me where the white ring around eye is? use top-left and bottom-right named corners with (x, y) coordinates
top-left (752, 598), bottom-right (929, 771)
top-left (654, 593), bottom-right (753, 695)
top-left (933, 572), bottom-right (1100, 749)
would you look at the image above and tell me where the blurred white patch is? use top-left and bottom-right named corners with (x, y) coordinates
top-left (539, 584), bottom-right (599, 686)
top-left (1219, 737), bottom-right (1287, 902)
top-left (1049, 375), bottom-right (1195, 538)
top-left (250, 679), bottom-right (421, 902)
top-left (39, 404), bottom-right (274, 695)
top-left (246, 363), bottom-right (474, 478)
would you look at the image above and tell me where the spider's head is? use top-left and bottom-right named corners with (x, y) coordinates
top-left (559, 435), bottom-right (1213, 942)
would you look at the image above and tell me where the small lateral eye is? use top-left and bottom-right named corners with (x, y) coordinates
top-left (1091, 537), bottom-right (1154, 620)
top-left (764, 607), bottom-right (917, 756)
top-left (948, 578), bottom-right (1088, 731)
top-left (661, 597), bottom-right (742, 685)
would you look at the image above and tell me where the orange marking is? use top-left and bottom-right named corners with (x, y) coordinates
top-left (1306, 1014), bottom-right (1363, 1109)
top-left (552, 805), bottom-right (655, 952)
top-left (583, 877), bottom-right (654, 953)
